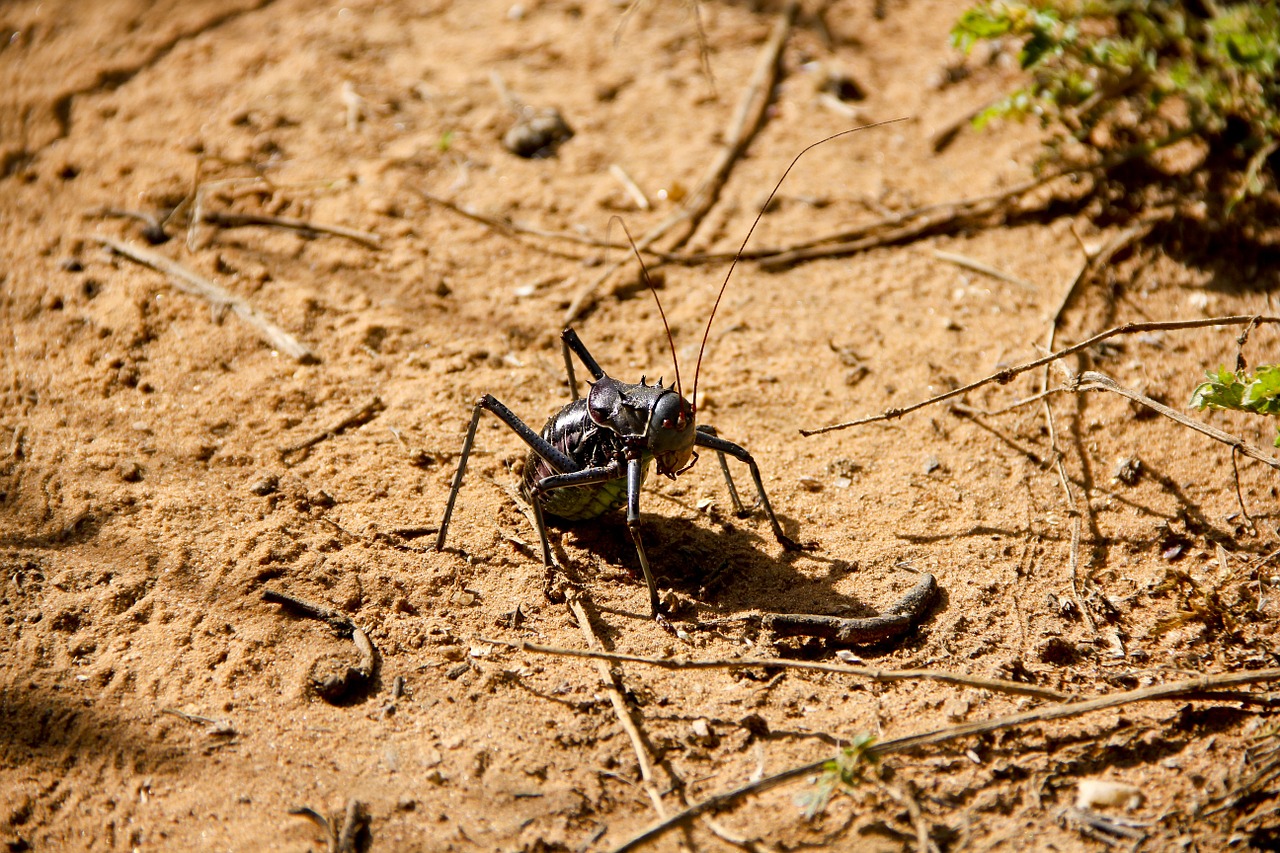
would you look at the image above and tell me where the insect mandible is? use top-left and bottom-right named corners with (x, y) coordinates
top-left (434, 123), bottom-right (892, 621)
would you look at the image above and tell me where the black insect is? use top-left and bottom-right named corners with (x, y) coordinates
top-left (435, 125), bottom-right (889, 621)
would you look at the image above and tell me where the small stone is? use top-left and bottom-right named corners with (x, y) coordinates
top-left (1076, 779), bottom-right (1144, 810)
top-left (118, 460), bottom-right (143, 482)
top-left (1113, 456), bottom-right (1142, 485)
top-left (738, 713), bottom-right (770, 738)
top-left (502, 108), bottom-right (573, 159)
top-left (249, 473), bottom-right (279, 496)
top-left (690, 719), bottom-right (719, 748)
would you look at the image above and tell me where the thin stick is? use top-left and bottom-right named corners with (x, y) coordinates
top-left (160, 707), bottom-right (236, 737)
top-left (1067, 516), bottom-right (1097, 634)
top-left (481, 638), bottom-right (1070, 700)
top-left (610, 667), bottom-right (1280, 852)
top-left (757, 172), bottom-right (1068, 270)
top-left (930, 249), bottom-right (1036, 291)
top-left (200, 210), bottom-right (381, 249)
top-left (1045, 223), bottom-right (1154, 357)
top-left (1074, 371), bottom-right (1280, 471)
top-left (92, 236), bottom-right (319, 363)
top-left (610, 164), bottom-right (651, 210)
top-left (562, 0), bottom-right (797, 324)
top-left (666, 0), bottom-right (796, 252)
top-left (801, 315), bottom-right (1280, 436)
top-left (760, 572), bottom-right (937, 647)
top-left (335, 799), bottom-right (367, 853)
top-left (418, 190), bottom-right (607, 250)
top-left (1231, 446), bottom-right (1257, 534)
top-left (262, 588), bottom-right (354, 635)
top-left (567, 592), bottom-right (670, 820)
top-left (280, 397), bottom-right (385, 460)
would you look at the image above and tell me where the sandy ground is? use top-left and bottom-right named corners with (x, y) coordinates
top-left (3, 1), bottom-right (1279, 850)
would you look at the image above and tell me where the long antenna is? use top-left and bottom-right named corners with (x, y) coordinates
top-left (610, 215), bottom-right (682, 398)
top-left (690, 118), bottom-right (906, 407)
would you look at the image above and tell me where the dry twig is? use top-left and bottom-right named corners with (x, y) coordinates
top-left (1073, 370), bottom-right (1280, 471)
top-left (762, 572), bottom-right (938, 646)
top-left (566, 591), bottom-right (672, 822)
top-left (290, 799), bottom-right (368, 853)
top-left (200, 210), bottom-right (381, 248)
top-left (280, 397), bottom-right (386, 461)
top-left (263, 588), bottom-right (376, 702)
top-left (161, 707), bottom-right (236, 737)
top-left (930, 249), bottom-right (1036, 292)
top-left (801, 315), bottom-right (1280, 436)
top-left (92, 235), bottom-right (319, 363)
top-left (482, 636), bottom-right (1070, 701)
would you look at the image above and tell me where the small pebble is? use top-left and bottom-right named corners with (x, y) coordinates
top-left (503, 108), bottom-right (573, 159)
top-left (1113, 456), bottom-right (1142, 485)
top-left (249, 473), bottom-right (279, 496)
top-left (1076, 779), bottom-right (1144, 810)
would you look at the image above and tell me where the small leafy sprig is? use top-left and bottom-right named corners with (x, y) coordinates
top-left (795, 734), bottom-right (879, 820)
top-left (1190, 364), bottom-right (1280, 446)
top-left (951, 1), bottom-right (1280, 211)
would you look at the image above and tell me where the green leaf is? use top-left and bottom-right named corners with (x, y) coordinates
top-left (953, 6), bottom-right (1014, 53)
top-left (795, 735), bottom-right (879, 819)
top-left (1241, 365), bottom-right (1280, 414)
top-left (1190, 364), bottom-right (1280, 421)
top-left (1020, 26), bottom-right (1060, 68)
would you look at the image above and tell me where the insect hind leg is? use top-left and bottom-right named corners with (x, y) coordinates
top-left (436, 394), bottom-right (578, 567)
top-left (561, 328), bottom-right (606, 402)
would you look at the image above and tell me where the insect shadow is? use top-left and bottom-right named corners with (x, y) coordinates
top-left (544, 503), bottom-right (939, 653)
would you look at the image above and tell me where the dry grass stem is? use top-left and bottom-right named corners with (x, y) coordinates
top-left (92, 235), bottom-right (319, 363)
top-left (482, 638), bottom-right (1070, 700)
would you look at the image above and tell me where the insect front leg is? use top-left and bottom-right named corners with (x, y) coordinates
top-left (695, 425), bottom-right (748, 516)
top-left (624, 453), bottom-right (663, 619)
top-left (436, 394), bottom-right (578, 567)
top-left (694, 428), bottom-right (802, 551)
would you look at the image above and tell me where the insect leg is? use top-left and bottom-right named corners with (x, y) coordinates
top-left (695, 425), bottom-right (748, 516)
top-left (436, 395), bottom-right (578, 555)
top-left (561, 328), bottom-right (605, 402)
top-left (694, 429), bottom-right (801, 551)
top-left (625, 455), bottom-right (663, 618)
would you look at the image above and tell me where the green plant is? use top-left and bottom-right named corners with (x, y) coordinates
top-left (952, 1), bottom-right (1280, 212)
top-left (1190, 364), bottom-right (1280, 446)
top-left (795, 735), bottom-right (879, 819)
